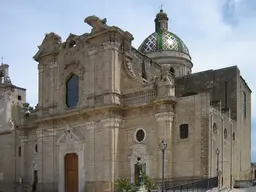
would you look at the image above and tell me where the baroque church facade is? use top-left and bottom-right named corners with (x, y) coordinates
top-left (0, 10), bottom-right (252, 192)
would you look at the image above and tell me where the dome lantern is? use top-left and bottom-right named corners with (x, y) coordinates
top-left (155, 8), bottom-right (169, 32)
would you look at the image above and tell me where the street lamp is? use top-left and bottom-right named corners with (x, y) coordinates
top-left (159, 140), bottom-right (167, 192)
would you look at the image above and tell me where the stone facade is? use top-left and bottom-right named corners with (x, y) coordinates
top-left (0, 11), bottom-right (252, 192)
top-left (252, 163), bottom-right (256, 180)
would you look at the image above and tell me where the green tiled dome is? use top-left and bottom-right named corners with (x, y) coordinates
top-left (138, 30), bottom-right (190, 55)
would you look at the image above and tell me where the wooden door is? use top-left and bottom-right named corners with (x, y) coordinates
top-left (65, 153), bottom-right (78, 192)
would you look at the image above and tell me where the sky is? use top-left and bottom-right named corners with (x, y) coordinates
top-left (0, 0), bottom-right (255, 161)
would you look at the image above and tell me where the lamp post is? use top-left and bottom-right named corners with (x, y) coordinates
top-left (159, 140), bottom-right (167, 192)
top-left (216, 148), bottom-right (220, 191)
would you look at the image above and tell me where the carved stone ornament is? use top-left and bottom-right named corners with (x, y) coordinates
top-left (87, 46), bottom-right (97, 56)
top-left (85, 121), bottom-right (97, 130)
top-left (102, 41), bottom-right (121, 50)
top-left (8, 118), bottom-right (14, 130)
top-left (36, 130), bottom-right (44, 138)
top-left (61, 60), bottom-right (85, 83)
top-left (155, 112), bottom-right (174, 122)
top-left (47, 128), bottom-right (56, 136)
top-left (33, 32), bottom-right (61, 61)
top-left (47, 61), bottom-right (58, 69)
top-left (125, 57), bottom-right (136, 76)
top-left (123, 56), bottom-right (146, 85)
top-left (84, 15), bottom-right (109, 34)
top-left (57, 121), bottom-right (83, 144)
top-left (160, 64), bottom-right (173, 83)
top-left (101, 118), bottom-right (123, 128)
top-left (19, 135), bottom-right (28, 143)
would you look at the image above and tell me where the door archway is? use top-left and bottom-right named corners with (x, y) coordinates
top-left (65, 153), bottom-right (78, 192)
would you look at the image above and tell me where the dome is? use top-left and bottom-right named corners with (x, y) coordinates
top-left (138, 30), bottom-right (190, 55)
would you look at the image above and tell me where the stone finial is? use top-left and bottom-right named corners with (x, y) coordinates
top-left (84, 15), bottom-right (109, 34)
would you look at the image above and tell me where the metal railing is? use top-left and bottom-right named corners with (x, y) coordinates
top-left (165, 176), bottom-right (218, 192)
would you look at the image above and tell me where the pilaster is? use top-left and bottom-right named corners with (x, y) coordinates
top-left (36, 129), bottom-right (44, 183)
top-left (19, 133), bottom-right (28, 180)
top-left (155, 112), bottom-right (174, 179)
top-left (100, 118), bottom-right (123, 183)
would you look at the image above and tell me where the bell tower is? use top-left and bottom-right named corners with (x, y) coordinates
top-left (0, 59), bottom-right (12, 84)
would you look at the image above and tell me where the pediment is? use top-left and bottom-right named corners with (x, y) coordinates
top-left (57, 123), bottom-right (82, 144)
top-left (33, 32), bottom-right (61, 61)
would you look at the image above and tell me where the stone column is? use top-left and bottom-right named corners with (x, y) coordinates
top-left (155, 112), bottom-right (174, 179)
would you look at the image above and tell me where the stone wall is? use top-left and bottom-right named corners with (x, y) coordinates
top-left (0, 131), bottom-right (21, 183)
top-left (173, 93), bottom-right (210, 179)
top-left (176, 65), bottom-right (252, 181)
top-left (176, 66), bottom-right (238, 120)
top-left (209, 107), bottom-right (236, 188)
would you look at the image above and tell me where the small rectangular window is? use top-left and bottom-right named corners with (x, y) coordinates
top-left (18, 95), bottom-right (21, 100)
top-left (180, 124), bottom-right (189, 139)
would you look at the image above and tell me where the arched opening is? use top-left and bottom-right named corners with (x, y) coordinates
top-left (224, 129), bottom-right (228, 139)
top-left (66, 74), bottom-right (79, 108)
top-left (232, 132), bottom-right (235, 141)
top-left (169, 67), bottom-right (175, 75)
top-left (213, 123), bottom-right (217, 134)
top-left (35, 144), bottom-right (38, 153)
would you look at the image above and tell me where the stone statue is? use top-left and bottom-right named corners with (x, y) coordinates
top-left (136, 156), bottom-right (143, 186)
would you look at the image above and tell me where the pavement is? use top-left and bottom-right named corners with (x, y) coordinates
top-left (229, 187), bottom-right (256, 192)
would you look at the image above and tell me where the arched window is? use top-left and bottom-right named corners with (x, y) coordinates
top-left (170, 67), bottom-right (175, 75)
top-left (66, 74), bottom-right (79, 108)
top-left (224, 129), bottom-right (228, 139)
top-left (35, 144), bottom-right (38, 153)
top-left (243, 91), bottom-right (246, 118)
top-left (213, 123), bottom-right (217, 134)
top-left (232, 132), bottom-right (235, 141)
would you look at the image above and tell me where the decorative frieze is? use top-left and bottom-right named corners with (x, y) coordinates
top-left (47, 128), bottom-right (56, 136)
top-left (101, 118), bottom-right (123, 128)
top-left (85, 121), bottom-right (97, 130)
top-left (88, 46), bottom-right (97, 55)
top-left (58, 141), bottom-right (84, 152)
top-left (36, 130), bottom-right (44, 138)
top-left (61, 60), bottom-right (85, 84)
top-left (122, 89), bottom-right (156, 106)
top-left (155, 112), bottom-right (174, 122)
top-left (102, 41), bottom-right (121, 50)
top-left (19, 135), bottom-right (28, 143)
